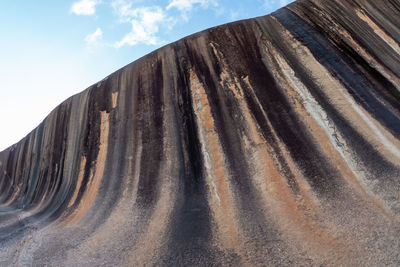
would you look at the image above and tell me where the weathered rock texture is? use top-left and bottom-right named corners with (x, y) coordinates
top-left (1, 0), bottom-right (400, 265)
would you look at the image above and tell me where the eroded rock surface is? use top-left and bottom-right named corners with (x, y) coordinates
top-left (1, 0), bottom-right (400, 265)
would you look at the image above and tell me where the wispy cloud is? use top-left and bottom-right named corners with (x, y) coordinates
top-left (167, 0), bottom-right (218, 20)
top-left (77, 0), bottom-right (221, 48)
top-left (115, 7), bottom-right (171, 48)
top-left (85, 28), bottom-right (103, 45)
top-left (279, 0), bottom-right (289, 6)
top-left (229, 10), bottom-right (240, 20)
top-left (112, 1), bottom-right (175, 48)
top-left (71, 0), bottom-right (99, 16)
top-left (167, 0), bottom-right (218, 12)
top-left (111, 0), bottom-right (134, 21)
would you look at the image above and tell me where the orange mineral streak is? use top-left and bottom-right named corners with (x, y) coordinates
top-left (274, 14), bottom-right (400, 162)
top-left (339, 27), bottom-right (400, 91)
top-left (356, 9), bottom-right (400, 55)
top-left (0, 184), bottom-right (21, 208)
top-left (282, 59), bottom-right (394, 222)
top-left (128, 51), bottom-right (181, 266)
top-left (65, 111), bottom-right (110, 226)
top-left (210, 40), bottom-right (347, 262)
top-left (189, 69), bottom-right (242, 254)
top-left (112, 91), bottom-right (118, 109)
top-left (67, 156), bottom-right (87, 209)
top-left (269, 16), bottom-right (398, 219)
top-left (241, 73), bottom-right (351, 263)
top-left (211, 43), bottom-right (340, 259)
top-left (324, 14), bottom-right (400, 92)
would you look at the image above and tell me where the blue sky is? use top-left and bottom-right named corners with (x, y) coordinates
top-left (0, 0), bottom-right (293, 151)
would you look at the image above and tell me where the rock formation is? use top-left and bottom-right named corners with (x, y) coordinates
top-left (1, 0), bottom-right (399, 265)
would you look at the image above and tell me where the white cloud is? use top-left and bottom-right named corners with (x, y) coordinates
top-left (167, 0), bottom-right (218, 12)
top-left (112, 2), bottom-right (174, 48)
top-left (85, 28), bottom-right (103, 45)
top-left (111, 0), bottom-right (135, 21)
top-left (115, 7), bottom-right (167, 47)
top-left (167, 0), bottom-right (218, 20)
top-left (229, 10), bottom-right (239, 20)
top-left (109, 0), bottom-right (220, 48)
top-left (280, 0), bottom-right (289, 6)
top-left (71, 0), bottom-right (99, 16)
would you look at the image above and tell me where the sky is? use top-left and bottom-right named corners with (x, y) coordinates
top-left (0, 0), bottom-right (294, 151)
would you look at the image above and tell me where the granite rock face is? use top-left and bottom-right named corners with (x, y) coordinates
top-left (1, 0), bottom-right (400, 265)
